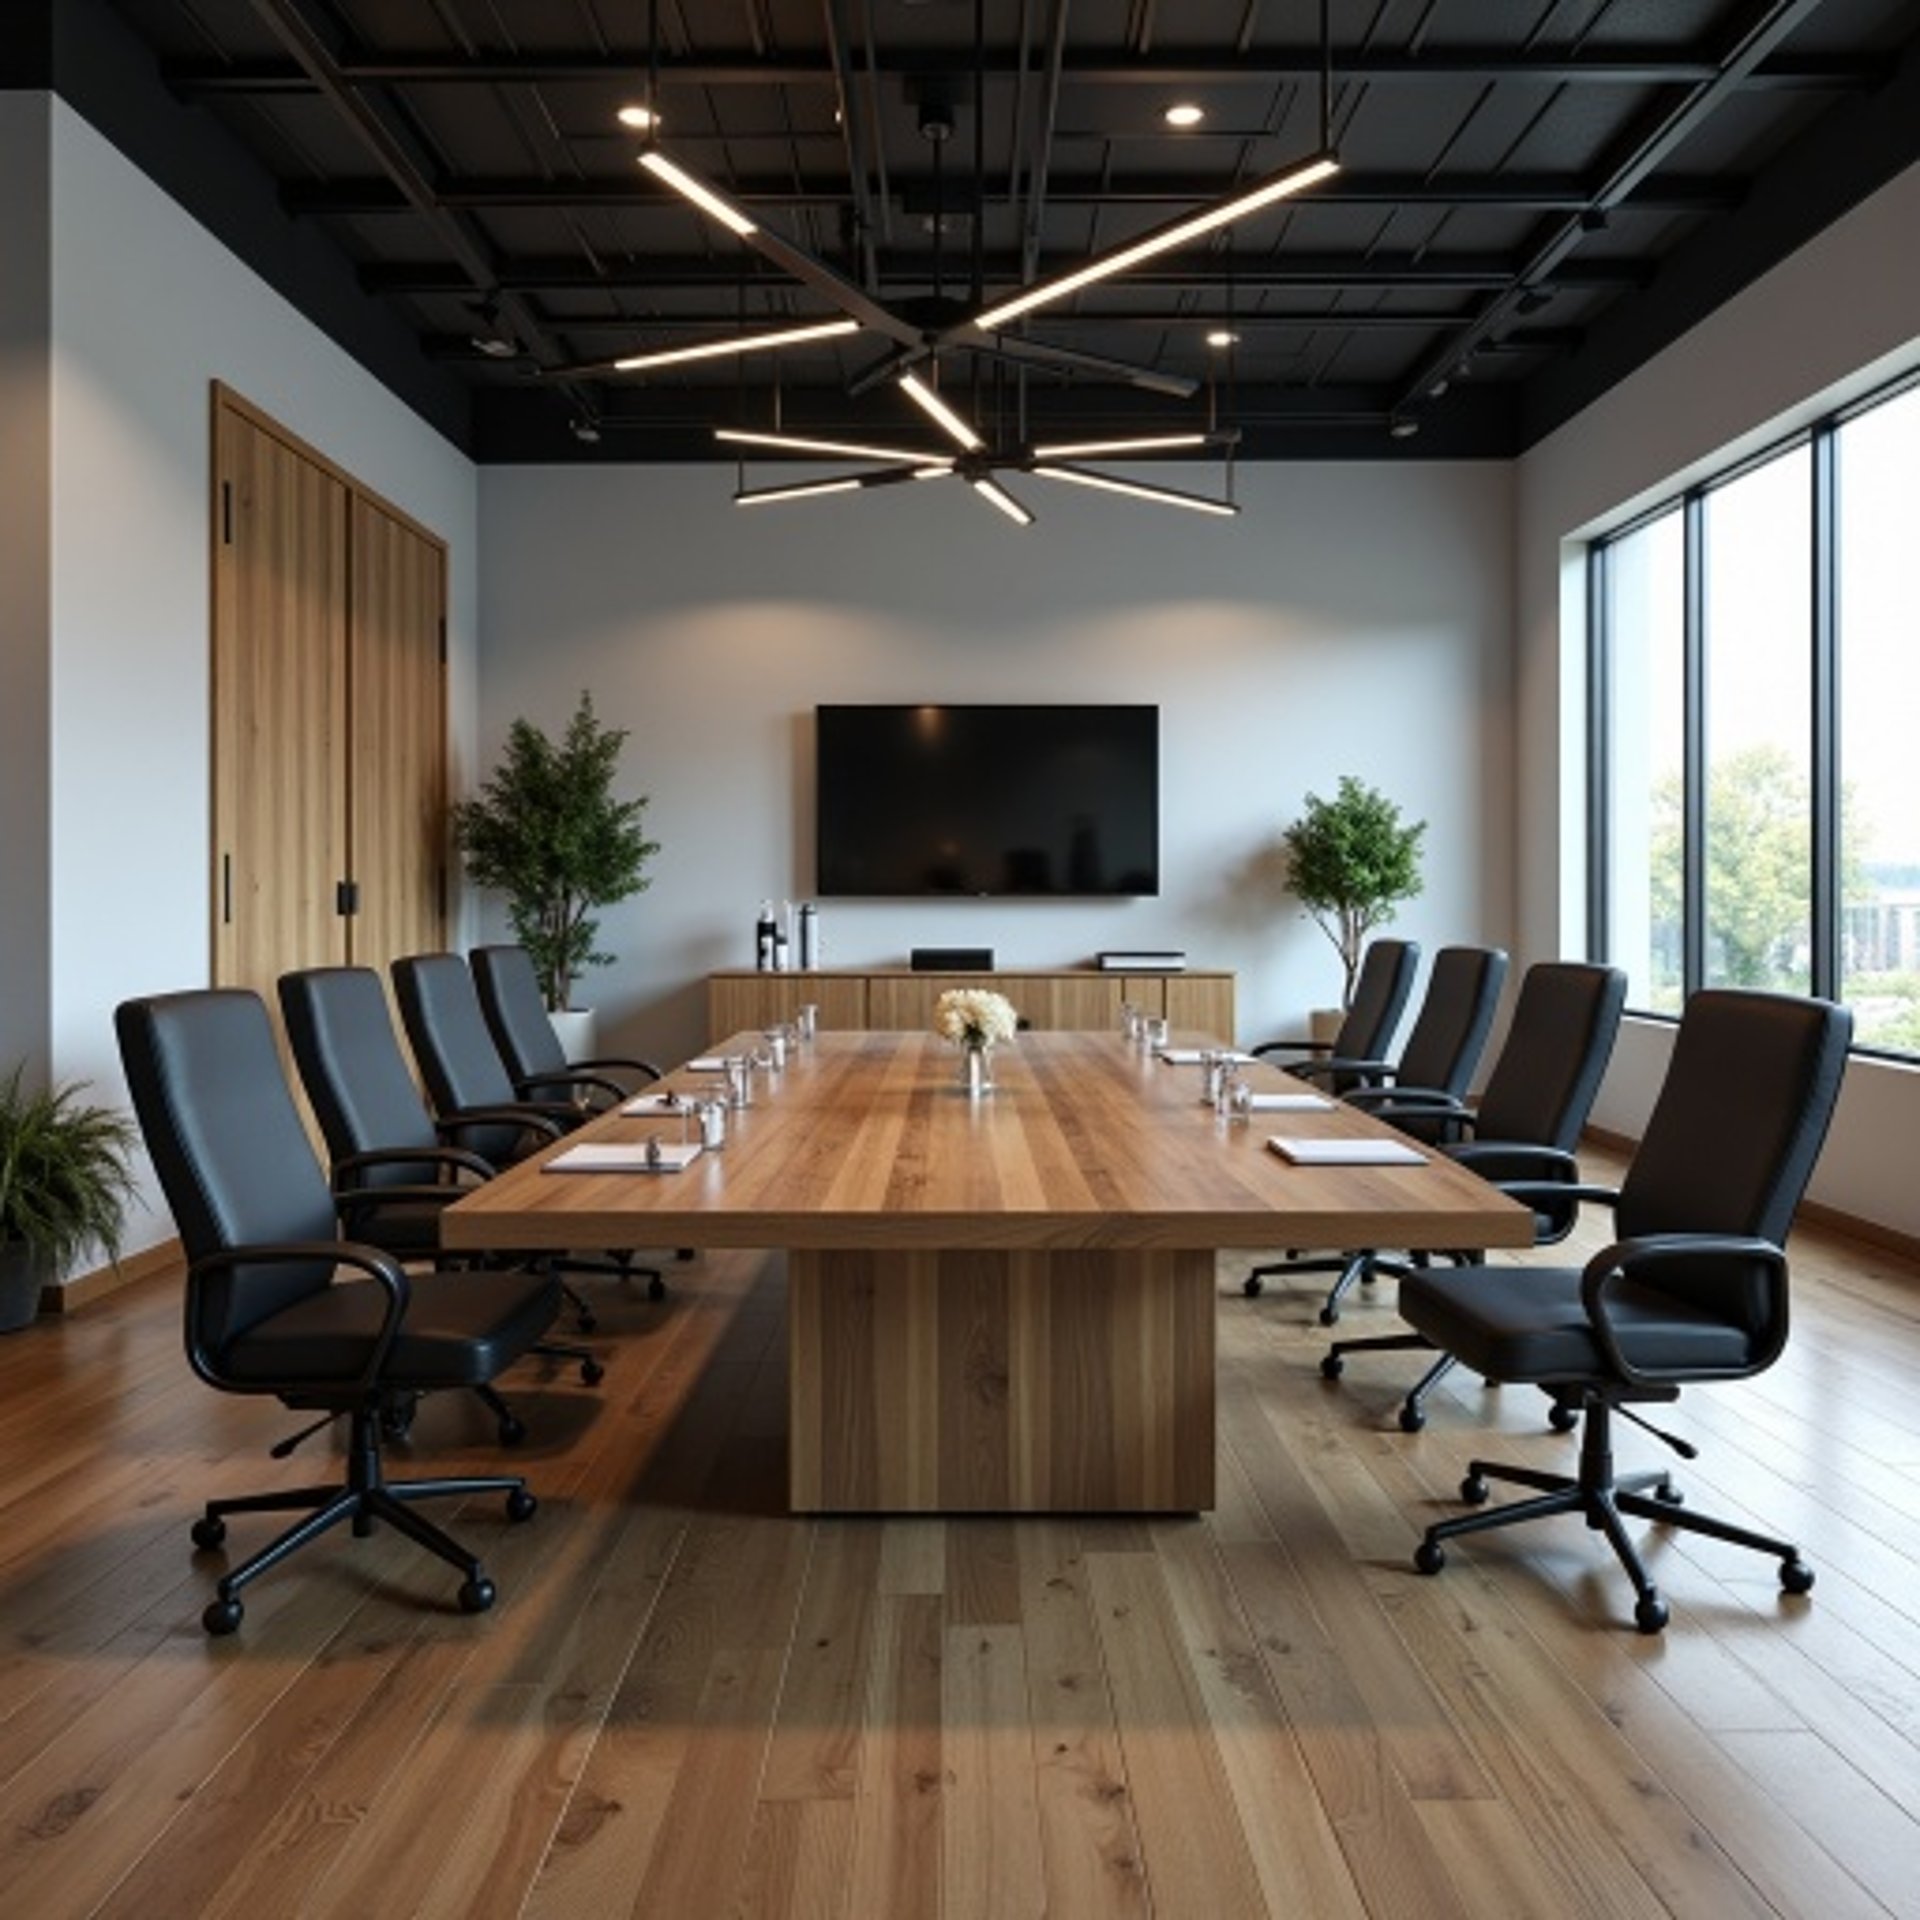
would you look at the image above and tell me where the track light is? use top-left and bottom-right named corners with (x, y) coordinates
top-left (1388, 417), bottom-right (1420, 440)
top-left (1031, 466), bottom-right (1238, 517)
top-left (972, 151), bottom-right (1338, 332)
top-left (898, 372), bottom-right (983, 451)
top-left (639, 151), bottom-right (758, 236)
top-left (570, 417), bottom-right (602, 444)
top-left (616, 104), bottom-right (659, 130)
top-left (610, 319), bottom-right (858, 373)
top-left (467, 297), bottom-right (518, 359)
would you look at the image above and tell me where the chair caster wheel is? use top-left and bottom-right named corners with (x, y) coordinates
top-left (191, 1515), bottom-right (227, 1551)
top-left (1318, 1305), bottom-right (1340, 1328)
top-left (1547, 1403), bottom-right (1580, 1433)
top-left (203, 1596), bottom-right (244, 1635)
top-left (1634, 1591), bottom-right (1670, 1633)
top-left (581, 1358), bottom-right (605, 1386)
top-left (1398, 1402), bottom-right (1427, 1434)
top-left (1652, 1481), bottom-right (1684, 1507)
top-left (1460, 1474), bottom-right (1490, 1505)
top-left (382, 1395), bottom-right (418, 1440)
top-left (459, 1576), bottom-right (497, 1614)
top-left (648, 1276), bottom-right (667, 1303)
top-left (1320, 1353), bottom-right (1344, 1380)
top-left (505, 1488), bottom-right (538, 1524)
top-left (1242, 1276), bottom-right (1265, 1299)
top-left (1414, 1540), bottom-right (1446, 1575)
top-left (1780, 1558), bottom-right (1815, 1596)
top-left (497, 1414), bottom-right (528, 1447)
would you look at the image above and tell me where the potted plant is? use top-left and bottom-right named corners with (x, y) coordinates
top-left (453, 692), bottom-right (660, 1050)
top-left (1284, 775), bottom-right (1427, 1021)
top-left (0, 1066), bottom-right (141, 1332)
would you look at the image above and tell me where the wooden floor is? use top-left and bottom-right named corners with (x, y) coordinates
top-left (2, 1148), bottom-right (1918, 1918)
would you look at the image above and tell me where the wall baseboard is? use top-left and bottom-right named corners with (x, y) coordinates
top-left (1583, 1125), bottom-right (1920, 1272)
top-left (44, 1237), bottom-right (182, 1314)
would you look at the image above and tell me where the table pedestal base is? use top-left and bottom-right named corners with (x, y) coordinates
top-left (788, 1246), bottom-right (1216, 1513)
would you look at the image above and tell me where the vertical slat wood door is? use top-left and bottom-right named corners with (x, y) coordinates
top-left (348, 496), bottom-right (447, 974)
top-left (211, 401), bottom-right (350, 998)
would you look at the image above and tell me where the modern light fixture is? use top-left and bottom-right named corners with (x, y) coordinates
top-left (1029, 433), bottom-right (1210, 458)
top-left (467, 297), bottom-right (518, 358)
top-left (735, 475), bottom-right (867, 507)
top-left (569, 416), bottom-right (603, 444)
top-left (616, 104), bottom-right (659, 130)
top-left (718, 427), bottom-right (954, 466)
top-left (970, 478), bottom-right (1035, 527)
top-left (898, 371), bottom-right (984, 451)
top-left (639, 150), bottom-right (757, 235)
top-left (1030, 466), bottom-right (1239, 517)
top-left (601, 318), bottom-right (858, 373)
top-left (1164, 103), bottom-right (1206, 128)
top-left (1388, 416), bottom-right (1420, 439)
top-left (1206, 329), bottom-right (1240, 349)
top-left (973, 151), bottom-right (1339, 332)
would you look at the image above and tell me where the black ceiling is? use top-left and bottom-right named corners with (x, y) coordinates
top-left (46, 0), bottom-right (1920, 460)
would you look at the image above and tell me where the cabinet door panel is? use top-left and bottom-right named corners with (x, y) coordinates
top-left (1166, 975), bottom-right (1236, 1042)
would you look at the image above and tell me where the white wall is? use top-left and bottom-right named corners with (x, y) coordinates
top-left (477, 459), bottom-right (1515, 1065)
top-left (1515, 155), bottom-right (1920, 1236)
top-left (40, 100), bottom-right (481, 1265)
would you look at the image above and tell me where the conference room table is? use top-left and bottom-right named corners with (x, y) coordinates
top-left (442, 1029), bottom-right (1531, 1515)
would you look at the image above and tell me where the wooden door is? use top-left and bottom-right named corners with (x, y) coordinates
top-left (348, 496), bottom-right (447, 974)
top-left (211, 401), bottom-right (350, 1000)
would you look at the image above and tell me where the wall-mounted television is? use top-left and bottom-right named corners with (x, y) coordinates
top-left (815, 704), bottom-right (1160, 898)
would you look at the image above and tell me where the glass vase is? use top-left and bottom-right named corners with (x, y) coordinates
top-left (962, 1042), bottom-right (994, 1095)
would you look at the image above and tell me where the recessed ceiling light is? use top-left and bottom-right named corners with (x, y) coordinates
top-left (616, 104), bottom-right (658, 130)
top-left (1164, 103), bottom-right (1205, 128)
top-left (1206, 329), bottom-right (1239, 348)
top-left (1388, 417), bottom-right (1420, 440)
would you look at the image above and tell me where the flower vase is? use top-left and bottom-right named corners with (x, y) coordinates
top-left (962, 1043), bottom-right (994, 1096)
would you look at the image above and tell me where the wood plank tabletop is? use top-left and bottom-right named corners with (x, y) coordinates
top-left (443, 1031), bottom-right (1532, 1255)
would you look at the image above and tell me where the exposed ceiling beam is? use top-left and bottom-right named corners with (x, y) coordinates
top-left (165, 48), bottom-right (1884, 93)
top-left (282, 170), bottom-right (1742, 217)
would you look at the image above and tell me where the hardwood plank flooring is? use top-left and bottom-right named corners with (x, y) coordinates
top-left (2, 1153), bottom-right (1918, 1917)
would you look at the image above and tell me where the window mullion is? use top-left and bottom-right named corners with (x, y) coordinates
top-left (1811, 427), bottom-right (1839, 1001)
top-left (1682, 492), bottom-right (1706, 999)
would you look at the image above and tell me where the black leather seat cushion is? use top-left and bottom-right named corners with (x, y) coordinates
top-left (1398, 1264), bottom-right (1758, 1383)
top-left (222, 1268), bottom-right (560, 1389)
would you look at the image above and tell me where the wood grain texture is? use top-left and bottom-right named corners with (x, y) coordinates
top-left (788, 1246), bottom-right (1216, 1512)
top-left (443, 1029), bottom-right (1531, 1257)
top-left (2, 1165), bottom-right (1919, 1916)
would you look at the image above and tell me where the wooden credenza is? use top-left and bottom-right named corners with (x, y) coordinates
top-left (707, 966), bottom-right (1235, 1043)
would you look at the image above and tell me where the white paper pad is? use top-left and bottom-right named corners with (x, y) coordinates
top-left (544, 1140), bottom-right (704, 1174)
top-left (620, 1092), bottom-right (689, 1115)
top-left (1156, 1047), bottom-right (1256, 1065)
top-left (1267, 1136), bottom-right (1428, 1166)
top-left (1245, 1092), bottom-right (1336, 1112)
top-left (684, 1056), bottom-right (731, 1073)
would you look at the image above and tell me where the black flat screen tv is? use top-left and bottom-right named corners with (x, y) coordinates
top-left (815, 704), bottom-right (1159, 898)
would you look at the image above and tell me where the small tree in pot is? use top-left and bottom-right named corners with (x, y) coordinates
top-left (454, 692), bottom-right (660, 1013)
top-left (1284, 776), bottom-right (1427, 1009)
top-left (0, 1067), bottom-right (140, 1331)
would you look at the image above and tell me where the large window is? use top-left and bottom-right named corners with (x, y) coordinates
top-left (1589, 371), bottom-right (1920, 1052)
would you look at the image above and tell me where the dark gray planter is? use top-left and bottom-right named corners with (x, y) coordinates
top-left (0, 1240), bottom-right (48, 1333)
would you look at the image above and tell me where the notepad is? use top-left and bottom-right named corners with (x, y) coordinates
top-left (684, 1055), bottom-right (731, 1073)
top-left (620, 1091), bottom-right (689, 1115)
top-left (544, 1140), bottom-right (703, 1174)
top-left (1245, 1092), bottom-right (1336, 1112)
top-left (1267, 1136), bottom-right (1428, 1166)
top-left (1157, 1047), bottom-right (1256, 1065)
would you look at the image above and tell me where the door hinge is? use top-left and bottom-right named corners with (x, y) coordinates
top-left (336, 879), bottom-right (361, 917)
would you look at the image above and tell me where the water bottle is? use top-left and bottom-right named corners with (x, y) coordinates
top-left (798, 900), bottom-right (819, 971)
top-left (756, 899), bottom-right (776, 972)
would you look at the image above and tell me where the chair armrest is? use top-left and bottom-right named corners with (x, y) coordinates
top-left (1290, 1053), bottom-right (1392, 1087)
top-left (1250, 1036), bottom-right (1334, 1058)
top-left (436, 1106), bottom-right (567, 1155)
top-left (1579, 1232), bottom-right (1788, 1388)
top-left (573, 1053), bottom-right (664, 1084)
top-left (514, 1068), bottom-right (629, 1107)
top-left (1445, 1142), bottom-right (1581, 1182)
top-left (1490, 1178), bottom-right (1618, 1210)
top-left (186, 1240), bottom-right (409, 1395)
top-left (332, 1145), bottom-right (493, 1189)
top-left (1346, 1086), bottom-right (1466, 1114)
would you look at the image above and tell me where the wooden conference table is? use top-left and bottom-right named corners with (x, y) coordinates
top-left (442, 1030), bottom-right (1530, 1514)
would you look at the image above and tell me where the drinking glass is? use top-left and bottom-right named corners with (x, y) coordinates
top-left (796, 1003), bottom-right (819, 1041)
top-left (1145, 1015), bottom-right (1170, 1049)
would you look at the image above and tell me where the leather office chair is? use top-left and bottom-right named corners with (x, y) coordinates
top-left (1321, 961), bottom-right (1627, 1429)
top-left (392, 952), bottom-right (666, 1307)
top-left (1249, 936), bottom-right (1419, 1097)
top-left (279, 965), bottom-right (606, 1427)
top-left (1244, 944), bottom-right (1509, 1319)
top-left (115, 989), bottom-right (558, 1634)
top-left (470, 943), bottom-right (664, 1108)
top-left (1401, 988), bottom-right (1850, 1633)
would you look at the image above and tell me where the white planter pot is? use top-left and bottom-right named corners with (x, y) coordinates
top-left (1308, 1006), bottom-right (1345, 1045)
top-left (547, 1007), bottom-right (597, 1063)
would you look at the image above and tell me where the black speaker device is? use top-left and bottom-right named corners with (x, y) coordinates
top-left (910, 947), bottom-right (995, 972)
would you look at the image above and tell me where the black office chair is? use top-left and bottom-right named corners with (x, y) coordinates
top-left (1243, 944), bottom-right (1509, 1319)
top-left (392, 952), bottom-right (665, 1305)
top-left (1321, 961), bottom-right (1627, 1429)
top-left (1249, 936), bottom-right (1419, 1096)
top-left (1402, 988), bottom-right (1850, 1633)
top-left (115, 989), bottom-right (558, 1635)
top-left (280, 965), bottom-right (606, 1422)
top-left (471, 943), bottom-right (664, 1107)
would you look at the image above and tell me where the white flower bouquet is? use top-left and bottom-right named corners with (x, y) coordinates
top-left (933, 987), bottom-right (1020, 1052)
